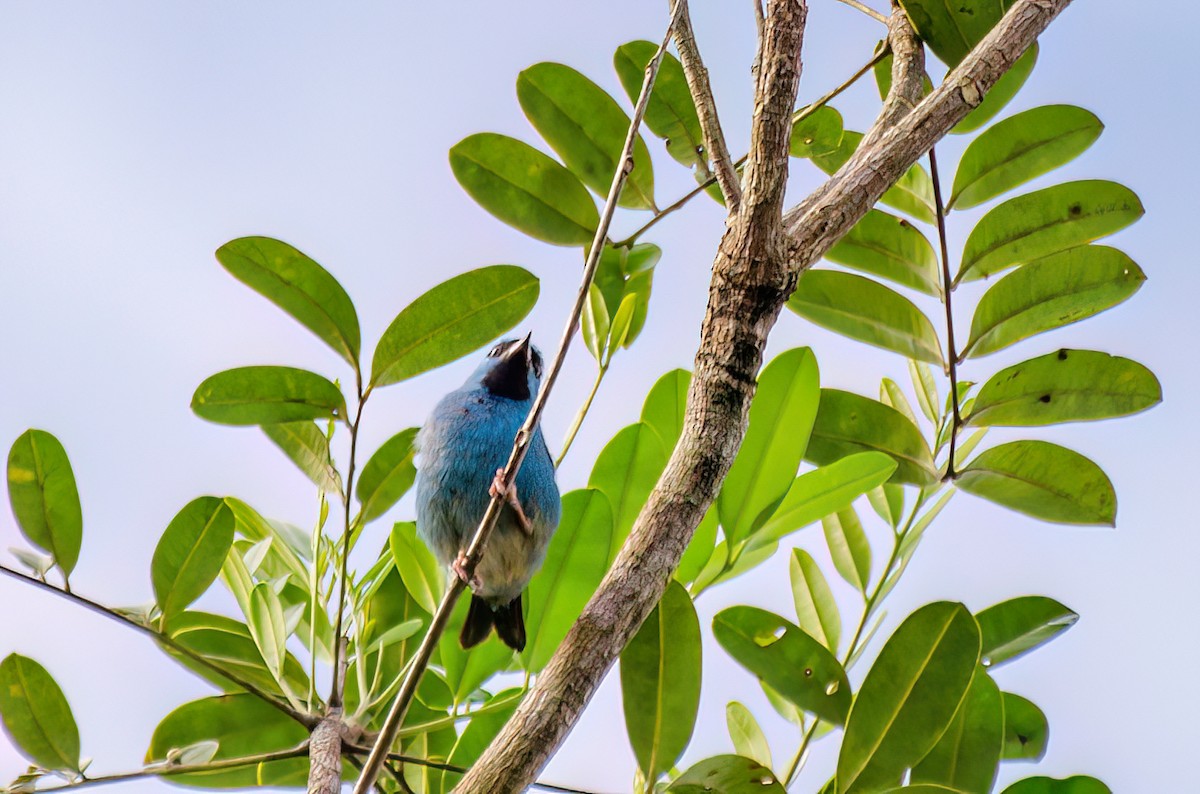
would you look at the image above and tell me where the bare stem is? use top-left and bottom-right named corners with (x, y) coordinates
top-left (929, 146), bottom-right (962, 478)
top-left (837, 0), bottom-right (889, 25)
top-left (0, 564), bottom-right (316, 728)
top-left (330, 376), bottom-right (368, 707)
top-left (349, 8), bottom-right (684, 793)
top-left (555, 363), bottom-right (608, 468)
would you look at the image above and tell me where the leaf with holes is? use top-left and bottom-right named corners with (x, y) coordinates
top-left (958, 181), bottom-right (1143, 283)
top-left (964, 246), bottom-right (1146, 358)
top-left (836, 602), bottom-right (980, 794)
top-left (968, 350), bottom-right (1160, 427)
top-left (6, 429), bottom-right (82, 576)
top-left (450, 133), bottom-right (599, 245)
top-left (620, 581), bottom-right (701, 785)
top-left (215, 236), bottom-right (360, 367)
top-left (790, 271), bottom-right (943, 364)
top-left (371, 265), bottom-right (539, 386)
top-left (0, 655), bottom-right (80, 773)
top-left (951, 105), bottom-right (1103, 210)
top-left (518, 62), bottom-right (654, 210)
top-left (958, 441), bottom-right (1116, 525)
top-left (1002, 692), bottom-right (1049, 761)
top-left (713, 606), bottom-right (851, 725)
top-left (824, 209), bottom-right (941, 296)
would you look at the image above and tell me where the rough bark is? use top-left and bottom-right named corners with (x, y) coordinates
top-left (457, 1), bottom-right (1072, 792)
top-left (307, 713), bottom-right (342, 794)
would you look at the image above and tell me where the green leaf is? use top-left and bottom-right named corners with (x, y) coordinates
top-left (790, 271), bottom-right (943, 364)
top-left (0, 655), bottom-right (80, 772)
top-left (449, 133), bottom-right (599, 245)
top-left (1002, 777), bottom-right (1111, 794)
top-left (214, 236), bottom-right (360, 367)
top-left (247, 582), bottom-right (287, 682)
top-left (967, 350), bottom-right (1160, 427)
top-left (6, 429), bottom-right (82, 576)
top-left (620, 581), bottom-right (702, 784)
top-left (898, 0), bottom-right (1006, 68)
top-left (677, 505), bottom-right (718, 585)
top-left (958, 181), bottom-right (1144, 283)
top-left (261, 422), bottom-right (342, 495)
top-left (146, 694), bottom-right (309, 787)
top-left (438, 689), bottom-right (523, 792)
top-left (581, 283), bottom-right (611, 362)
top-left (957, 441), bottom-right (1116, 525)
top-left (824, 210), bottom-right (941, 296)
top-left (964, 246), bottom-right (1146, 357)
top-left (952, 45), bottom-right (1037, 134)
top-left (518, 62), bottom-right (655, 210)
top-left (152, 497), bottom-right (235, 622)
top-left (641, 368), bottom-right (691, 451)
top-left (614, 41), bottom-right (705, 170)
top-left (713, 606), bottom-right (851, 725)
top-left (807, 389), bottom-right (937, 486)
top-left (836, 602), bottom-right (981, 794)
top-left (976, 596), bottom-right (1078, 667)
top-left (910, 360), bottom-right (940, 424)
top-left (356, 428), bottom-right (419, 523)
top-left (167, 611), bottom-right (308, 697)
top-left (607, 291), bottom-right (639, 354)
top-left (950, 106), bottom-right (1103, 210)
top-left (720, 348), bottom-right (820, 546)
top-left (668, 755), bottom-right (785, 794)
top-left (790, 105), bottom-right (844, 158)
top-left (191, 366), bottom-right (345, 425)
top-left (754, 452), bottom-right (897, 549)
top-left (439, 594), bottom-right (514, 704)
top-left (588, 422), bottom-right (669, 561)
top-left (370, 265), bottom-right (539, 386)
top-left (824, 507), bottom-right (872, 594)
top-left (523, 489), bottom-right (614, 672)
top-left (868, 483), bottom-right (906, 528)
top-left (912, 669), bottom-right (1004, 794)
top-left (813, 130), bottom-right (936, 223)
top-left (790, 548), bottom-right (841, 653)
top-left (726, 702), bottom-right (772, 769)
top-left (1001, 692), bottom-right (1049, 761)
top-left (389, 522), bottom-right (443, 615)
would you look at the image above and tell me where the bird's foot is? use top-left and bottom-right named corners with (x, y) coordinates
top-left (452, 551), bottom-right (481, 591)
top-left (490, 468), bottom-right (533, 535)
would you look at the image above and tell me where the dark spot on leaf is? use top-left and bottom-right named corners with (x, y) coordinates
top-left (1058, 349), bottom-right (1069, 360)
top-left (1039, 394), bottom-right (1052, 403)
top-left (1069, 203), bottom-right (1082, 216)
top-left (899, 219), bottom-right (911, 229)
top-left (1018, 733), bottom-right (1029, 746)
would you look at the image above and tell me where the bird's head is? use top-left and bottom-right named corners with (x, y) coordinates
top-left (471, 333), bottom-right (544, 401)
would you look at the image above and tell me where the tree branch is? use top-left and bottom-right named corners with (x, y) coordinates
top-left (0, 564), bottom-right (317, 729)
top-left (673, 0), bottom-right (743, 210)
top-left (454, 3), bottom-right (808, 793)
top-left (456, 1), bottom-right (1071, 792)
top-left (349, 9), bottom-right (684, 794)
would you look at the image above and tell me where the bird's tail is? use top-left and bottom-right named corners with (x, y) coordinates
top-left (460, 593), bottom-right (525, 652)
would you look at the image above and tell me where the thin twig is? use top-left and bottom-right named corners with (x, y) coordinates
top-left (330, 376), bottom-right (369, 707)
top-left (674, 0), bottom-right (743, 210)
top-left (751, 0), bottom-right (766, 80)
top-left (0, 564), bottom-right (317, 728)
top-left (349, 8), bottom-right (684, 794)
top-left (555, 363), bottom-right (608, 468)
top-left (929, 146), bottom-right (961, 478)
top-left (342, 745), bottom-right (603, 794)
top-left (612, 47), bottom-right (888, 249)
top-left (836, 0), bottom-right (889, 25)
top-left (26, 742), bottom-right (310, 792)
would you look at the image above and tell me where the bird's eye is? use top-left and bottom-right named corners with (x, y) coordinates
top-left (488, 344), bottom-right (504, 358)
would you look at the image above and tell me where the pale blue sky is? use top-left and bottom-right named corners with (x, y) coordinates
top-left (1, 1), bottom-right (1195, 791)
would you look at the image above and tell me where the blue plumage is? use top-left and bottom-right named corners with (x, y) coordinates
top-left (415, 334), bottom-right (561, 650)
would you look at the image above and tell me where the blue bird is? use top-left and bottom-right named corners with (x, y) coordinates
top-left (415, 333), bottom-right (561, 651)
